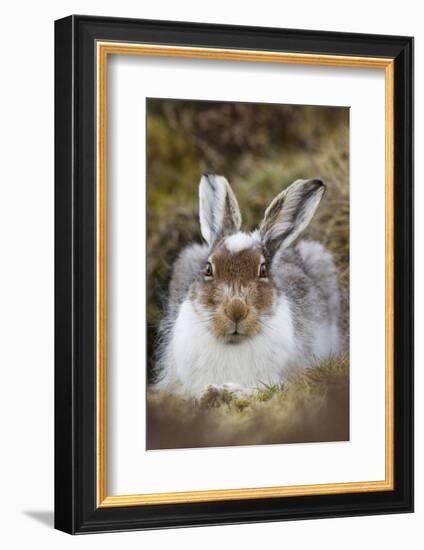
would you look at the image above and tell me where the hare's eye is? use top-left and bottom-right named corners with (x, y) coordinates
top-left (259, 263), bottom-right (268, 279)
top-left (204, 262), bottom-right (214, 278)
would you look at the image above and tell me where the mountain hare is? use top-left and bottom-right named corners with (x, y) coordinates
top-left (154, 174), bottom-right (341, 397)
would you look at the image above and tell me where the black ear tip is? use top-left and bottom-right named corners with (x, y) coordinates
top-left (308, 179), bottom-right (326, 194)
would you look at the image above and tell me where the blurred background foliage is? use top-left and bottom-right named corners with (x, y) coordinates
top-left (147, 99), bottom-right (349, 376)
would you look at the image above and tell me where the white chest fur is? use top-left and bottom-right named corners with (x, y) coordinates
top-left (159, 297), bottom-right (298, 396)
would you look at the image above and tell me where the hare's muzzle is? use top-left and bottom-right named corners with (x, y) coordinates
top-left (224, 298), bottom-right (249, 324)
top-left (210, 296), bottom-right (260, 343)
top-left (223, 298), bottom-right (251, 340)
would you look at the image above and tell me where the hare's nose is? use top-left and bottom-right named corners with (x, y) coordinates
top-left (225, 298), bottom-right (248, 323)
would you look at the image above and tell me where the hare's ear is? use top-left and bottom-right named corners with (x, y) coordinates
top-left (259, 179), bottom-right (325, 254)
top-left (199, 173), bottom-right (242, 247)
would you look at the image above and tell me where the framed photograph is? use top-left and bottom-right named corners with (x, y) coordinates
top-left (54, 15), bottom-right (413, 534)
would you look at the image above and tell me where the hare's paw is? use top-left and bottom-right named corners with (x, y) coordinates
top-left (199, 383), bottom-right (251, 408)
top-left (221, 382), bottom-right (253, 399)
top-left (199, 384), bottom-right (233, 408)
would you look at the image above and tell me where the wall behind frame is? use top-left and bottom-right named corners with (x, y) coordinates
top-left (0, 0), bottom-right (419, 548)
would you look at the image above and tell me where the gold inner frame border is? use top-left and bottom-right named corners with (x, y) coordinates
top-left (96, 42), bottom-right (394, 508)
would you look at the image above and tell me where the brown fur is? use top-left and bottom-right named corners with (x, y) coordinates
top-left (196, 242), bottom-right (274, 343)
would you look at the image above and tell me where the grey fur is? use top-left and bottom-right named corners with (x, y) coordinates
top-left (167, 243), bottom-right (209, 322)
top-left (271, 241), bottom-right (341, 361)
top-left (199, 173), bottom-right (242, 247)
top-left (154, 242), bottom-right (209, 381)
top-left (260, 178), bottom-right (325, 254)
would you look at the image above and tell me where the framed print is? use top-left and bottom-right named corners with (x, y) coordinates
top-left (54, 15), bottom-right (413, 534)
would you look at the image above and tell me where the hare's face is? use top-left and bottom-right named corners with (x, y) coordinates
top-left (191, 173), bottom-right (325, 344)
top-left (192, 233), bottom-right (274, 344)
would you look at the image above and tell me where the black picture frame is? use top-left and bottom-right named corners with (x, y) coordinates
top-left (55, 14), bottom-right (414, 534)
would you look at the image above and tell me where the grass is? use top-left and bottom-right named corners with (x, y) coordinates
top-left (147, 355), bottom-right (349, 449)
